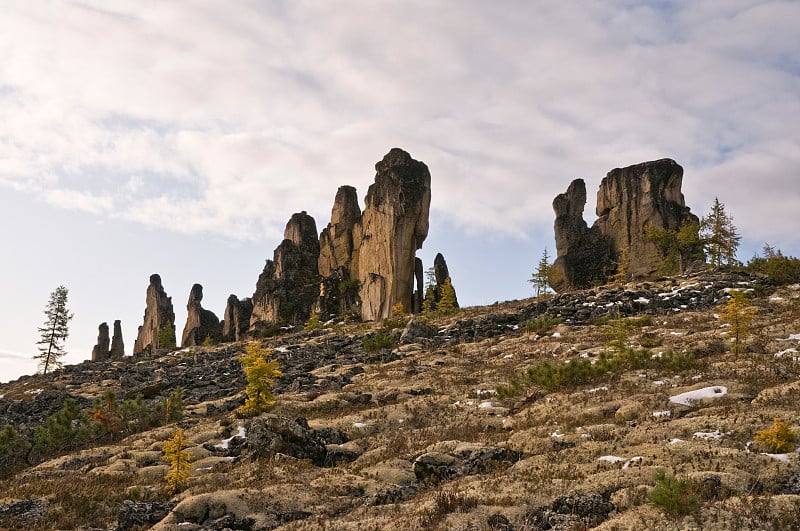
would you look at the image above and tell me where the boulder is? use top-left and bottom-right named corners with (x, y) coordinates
top-left (117, 500), bottom-right (176, 531)
top-left (91, 322), bottom-right (110, 362)
top-left (181, 284), bottom-right (222, 347)
top-left (244, 415), bottom-right (327, 466)
top-left (221, 295), bottom-right (253, 342)
top-left (133, 274), bottom-right (176, 356)
top-left (110, 320), bottom-right (124, 358)
top-left (357, 148), bottom-right (431, 320)
top-left (250, 212), bottom-right (321, 330)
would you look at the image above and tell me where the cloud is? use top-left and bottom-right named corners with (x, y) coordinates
top-left (0, 1), bottom-right (797, 249)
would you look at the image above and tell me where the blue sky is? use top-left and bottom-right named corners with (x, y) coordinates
top-left (1, 1), bottom-right (799, 382)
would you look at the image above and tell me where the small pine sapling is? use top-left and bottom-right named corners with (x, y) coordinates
top-left (437, 277), bottom-right (458, 313)
top-left (163, 428), bottom-right (193, 495)
top-left (239, 343), bottom-right (282, 417)
top-left (720, 290), bottom-right (756, 354)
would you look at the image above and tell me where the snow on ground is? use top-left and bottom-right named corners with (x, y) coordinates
top-left (694, 429), bottom-right (725, 440)
top-left (215, 425), bottom-right (247, 450)
top-left (670, 386), bottom-right (727, 406)
top-left (353, 422), bottom-right (368, 429)
top-left (598, 455), bottom-right (625, 463)
top-left (775, 348), bottom-right (798, 358)
top-left (478, 401), bottom-right (494, 409)
top-left (586, 386), bottom-right (608, 393)
top-left (275, 346), bottom-right (289, 353)
top-left (634, 297), bottom-right (650, 304)
top-left (777, 334), bottom-right (800, 342)
top-left (652, 410), bottom-right (671, 418)
top-left (764, 453), bottom-right (792, 462)
top-left (669, 438), bottom-right (685, 444)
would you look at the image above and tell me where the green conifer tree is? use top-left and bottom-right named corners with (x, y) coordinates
top-left (701, 198), bottom-right (741, 268)
top-left (34, 285), bottom-right (73, 374)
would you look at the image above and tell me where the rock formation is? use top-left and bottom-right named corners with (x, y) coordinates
top-left (318, 185), bottom-right (361, 279)
top-left (250, 212), bottom-right (321, 331)
top-left (110, 320), bottom-right (124, 358)
top-left (356, 148), bottom-right (431, 320)
top-left (317, 186), bottom-right (363, 320)
top-left (221, 295), bottom-right (253, 342)
top-left (551, 159), bottom-right (698, 291)
top-left (551, 179), bottom-right (613, 291)
top-left (422, 253), bottom-right (459, 310)
top-left (91, 322), bottom-right (110, 362)
top-left (594, 159), bottom-right (698, 278)
top-left (133, 274), bottom-right (176, 356)
top-left (181, 284), bottom-right (222, 347)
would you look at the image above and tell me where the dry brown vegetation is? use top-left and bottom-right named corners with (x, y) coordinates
top-left (2, 279), bottom-right (800, 529)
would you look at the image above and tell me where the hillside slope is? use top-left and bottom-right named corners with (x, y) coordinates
top-left (1, 271), bottom-right (800, 530)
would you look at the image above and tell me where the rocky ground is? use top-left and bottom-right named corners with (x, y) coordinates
top-left (2, 270), bottom-right (800, 530)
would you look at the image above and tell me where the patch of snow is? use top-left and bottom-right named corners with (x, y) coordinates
top-left (598, 455), bottom-right (625, 463)
top-left (764, 453), bottom-right (792, 463)
top-left (777, 334), bottom-right (800, 342)
top-left (669, 438), bottom-right (685, 444)
top-left (478, 401), bottom-right (494, 409)
top-left (24, 389), bottom-right (43, 395)
top-left (653, 380), bottom-right (665, 386)
top-left (713, 314), bottom-right (720, 319)
top-left (398, 419), bottom-right (404, 424)
top-left (552, 332), bottom-right (561, 338)
top-left (770, 297), bottom-right (785, 302)
top-left (605, 302), bottom-right (616, 307)
top-left (775, 348), bottom-right (798, 358)
top-left (693, 429), bottom-right (724, 440)
top-left (195, 466), bottom-right (213, 471)
top-left (651, 352), bottom-right (663, 359)
top-left (652, 410), bottom-right (671, 418)
top-left (215, 426), bottom-right (247, 450)
top-left (510, 324), bottom-right (519, 330)
top-left (503, 354), bottom-right (514, 359)
top-left (476, 389), bottom-right (497, 397)
top-left (586, 386), bottom-right (608, 393)
top-left (670, 331), bottom-right (683, 336)
top-left (622, 456), bottom-right (643, 469)
top-left (275, 346), bottom-right (289, 353)
top-left (353, 422), bottom-right (368, 429)
top-left (691, 375), bottom-right (703, 381)
top-left (670, 386), bottom-right (727, 406)
top-left (550, 430), bottom-right (564, 438)
top-left (0, 395), bottom-right (4, 399)
top-left (634, 297), bottom-right (650, 304)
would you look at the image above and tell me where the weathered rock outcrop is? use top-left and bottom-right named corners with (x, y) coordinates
top-left (551, 179), bottom-right (613, 291)
top-left (133, 274), bottom-right (176, 356)
top-left (357, 148), bottom-right (431, 320)
top-left (110, 320), bottom-right (124, 358)
top-left (595, 159), bottom-right (698, 278)
top-left (551, 159), bottom-right (698, 291)
top-left (91, 322), bottom-right (110, 362)
top-left (181, 284), bottom-right (222, 347)
top-left (221, 295), bottom-right (253, 342)
top-left (318, 185), bottom-right (361, 278)
top-left (250, 212), bottom-right (321, 330)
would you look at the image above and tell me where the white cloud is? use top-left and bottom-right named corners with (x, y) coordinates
top-left (0, 0), bottom-right (796, 248)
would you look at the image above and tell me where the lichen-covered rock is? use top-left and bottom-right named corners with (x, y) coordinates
top-left (91, 322), bottom-right (110, 362)
top-left (244, 415), bottom-right (327, 466)
top-left (117, 500), bottom-right (176, 531)
top-left (221, 295), bottom-right (253, 342)
top-left (595, 158), bottom-right (698, 278)
top-left (133, 274), bottom-right (176, 356)
top-left (250, 212), bottom-right (320, 330)
top-left (357, 149), bottom-right (431, 320)
top-left (110, 320), bottom-right (124, 358)
top-left (181, 284), bottom-right (222, 347)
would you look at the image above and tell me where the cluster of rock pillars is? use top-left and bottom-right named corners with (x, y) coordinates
top-left (91, 149), bottom-right (699, 360)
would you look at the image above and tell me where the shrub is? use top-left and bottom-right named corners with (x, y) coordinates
top-left (747, 245), bottom-right (800, 285)
top-left (238, 343), bottom-right (282, 417)
top-left (32, 398), bottom-right (90, 458)
top-left (363, 330), bottom-right (395, 352)
top-left (165, 387), bottom-right (183, 424)
top-left (163, 428), bottom-right (192, 495)
top-left (754, 418), bottom-right (797, 453)
top-left (91, 390), bottom-right (122, 437)
top-left (649, 469), bottom-right (700, 518)
top-left (303, 313), bottom-right (322, 331)
top-left (0, 425), bottom-right (31, 475)
top-left (522, 315), bottom-right (563, 335)
top-left (437, 277), bottom-right (458, 314)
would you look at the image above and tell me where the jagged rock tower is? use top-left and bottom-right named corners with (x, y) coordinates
top-left (551, 158), bottom-right (698, 291)
top-left (250, 212), bottom-right (321, 331)
top-left (91, 322), bottom-right (111, 362)
top-left (357, 148), bottom-right (431, 320)
top-left (221, 295), bottom-right (253, 342)
top-left (133, 274), bottom-right (176, 355)
top-left (181, 283), bottom-right (222, 347)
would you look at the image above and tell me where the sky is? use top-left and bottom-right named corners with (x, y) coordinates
top-left (1, 0), bottom-right (798, 383)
